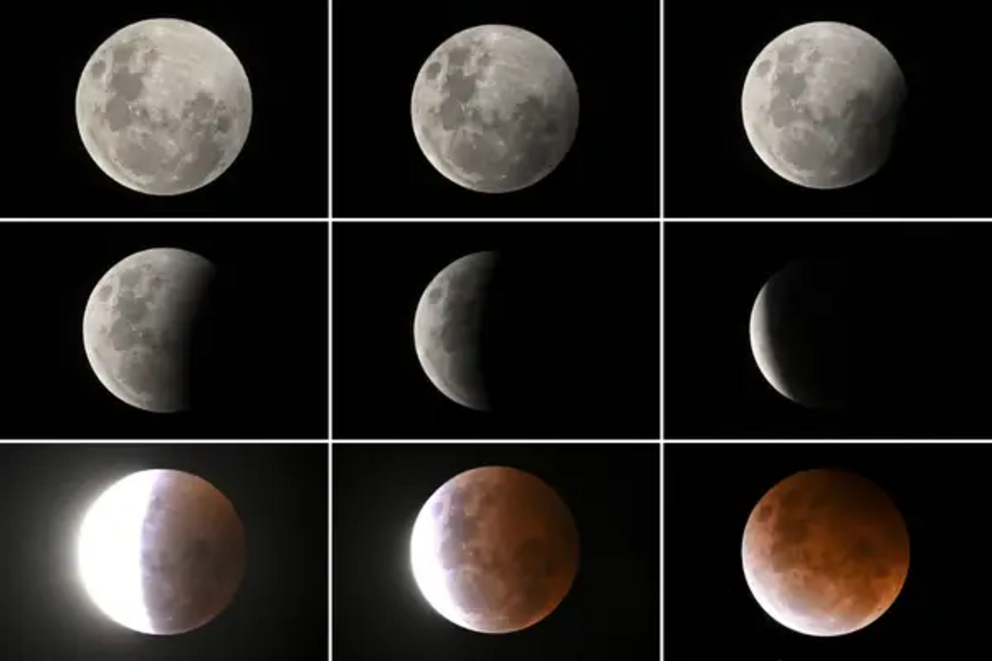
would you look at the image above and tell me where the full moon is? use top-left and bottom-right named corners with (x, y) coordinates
top-left (411, 25), bottom-right (579, 193)
top-left (76, 18), bottom-right (252, 195)
top-left (83, 248), bottom-right (215, 413)
top-left (742, 469), bottom-right (909, 637)
top-left (749, 259), bottom-right (850, 408)
top-left (78, 469), bottom-right (246, 635)
top-left (413, 251), bottom-right (498, 411)
top-left (742, 22), bottom-right (905, 189)
top-left (410, 466), bottom-right (579, 633)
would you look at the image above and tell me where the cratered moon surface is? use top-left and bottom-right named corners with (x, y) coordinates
top-left (76, 19), bottom-right (252, 195)
top-left (742, 22), bottom-right (905, 189)
top-left (742, 469), bottom-right (909, 637)
top-left (78, 469), bottom-right (246, 635)
top-left (411, 25), bottom-right (579, 193)
top-left (410, 466), bottom-right (579, 633)
top-left (83, 248), bottom-right (215, 413)
top-left (413, 251), bottom-right (498, 411)
top-left (749, 259), bottom-right (850, 408)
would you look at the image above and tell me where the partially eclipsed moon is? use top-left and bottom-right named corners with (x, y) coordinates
top-left (413, 251), bottom-right (498, 411)
top-left (410, 466), bottom-right (579, 633)
top-left (83, 248), bottom-right (215, 413)
top-left (749, 259), bottom-right (849, 408)
top-left (742, 22), bottom-right (905, 189)
top-left (78, 469), bottom-right (246, 635)
top-left (742, 469), bottom-right (909, 637)
top-left (76, 18), bottom-right (252, 195)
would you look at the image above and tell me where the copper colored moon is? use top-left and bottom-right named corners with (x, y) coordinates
top-left (78, 469), bottom-right (247, 635)
top-left (410, 466), bottom-right (579, 633)
top-left (742, 469), bottom-right (909, 637)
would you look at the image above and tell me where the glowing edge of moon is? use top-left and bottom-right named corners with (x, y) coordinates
top-left (410, 488), bottom-right (461, 629)
top-left (78, 470), bottom-right (162, 634)
top-left (749, 279), bottom-right (800, 405)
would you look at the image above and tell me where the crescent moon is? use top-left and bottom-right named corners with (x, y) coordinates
top-left (749, 260), bottom-right (849, 408)
top-left (749, 278), bottom-right (796, 403)
top-left (413, 251), bottom-right (498, 410)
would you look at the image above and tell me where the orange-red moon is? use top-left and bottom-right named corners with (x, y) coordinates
top-left (410, 466), bottom-right (579, 633)
top-left (741, 469), bottom-right (909, 636)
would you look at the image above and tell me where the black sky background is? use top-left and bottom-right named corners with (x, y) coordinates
top-left (332, 442), bottom-right (660, 660)
top-left (332, 222), bottom-right (660, 439)
top-left (665, 221), bottom-right (992, 439)
top-left (8, 0), bottom-right (327, 218)
top-left (662, 1), bottom-right (975, 218)
top-left (0, 443), bottom-right (327, 660)
top-left (665, 443), bottom-right (984, 657)
top-left (0, 222), bottom-right (327, 439)
top-left (331, 0), bottom-right (660, 218)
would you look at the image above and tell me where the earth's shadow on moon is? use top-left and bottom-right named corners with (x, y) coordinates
top-left (187, 265), bottom-right (255, 416)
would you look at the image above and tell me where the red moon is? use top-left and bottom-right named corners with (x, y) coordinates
top-left (410, 466), bottom-right (579, 633)
top-left (742, 469), bottom-right (909, 637)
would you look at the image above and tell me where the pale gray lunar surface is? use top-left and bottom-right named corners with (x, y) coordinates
top-left (411, 25), bottom-right (579, 193)
top-left (741, 22), bottom-right (905, 189)
top-left (138, 470), bottom-right (247, 634)
top-left (83, 248), bottom-right (215, 413)
top-left (76, 18), bottom-right (252, 195)
top-left (413, 252), bottom-right (498, 410)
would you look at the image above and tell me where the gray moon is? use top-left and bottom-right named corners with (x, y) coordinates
top-left (413, 252), bottom-right (498, 411)
top-left (76, 18), bottom-right (252, 195)
top-left (411, 25), bottom-right (579, 193)
top-left (741, 22), bottom-right (905, 189)
top-left (78, 469), bottom-right (246, 635)
top-left (749, 259), bottom-right (850, 408)
top-left (83, 248), bottom-right (215, 413)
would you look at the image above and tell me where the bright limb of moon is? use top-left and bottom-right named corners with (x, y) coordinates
top-left (410, 501), bottom-right (461, 627)
top-left (78, 471), bottom-right (159, 634)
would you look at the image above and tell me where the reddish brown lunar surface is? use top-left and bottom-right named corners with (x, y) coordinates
top-left (141, 470), bottom-right (247, 634)
top-left (410, 466), bottom-right (579, 633)
top-left (742, 469), bottom-right (910, 637)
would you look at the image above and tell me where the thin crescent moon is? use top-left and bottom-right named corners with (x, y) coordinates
top-left (749, 279), bottom-right (798, 404)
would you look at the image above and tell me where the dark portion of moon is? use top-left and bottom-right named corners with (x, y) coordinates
top-left (742, 469), bottom-right (909, 637)
top-left (414, 252), bottom-right (498, 410)
top-left (139, 470), bottom-right (246, 634)
top-left (83, 248), bottom-right (215, 413)
top-left (430, 466), bottom-right (579, 633)
top-left (742, 22), bottom-right (905, 189)
top-left (76, 19), bottom-right (252, 195)
top-left (750, 259), bottom-right (851, 408)
top-left (411, 25), bottom-right (579, 193)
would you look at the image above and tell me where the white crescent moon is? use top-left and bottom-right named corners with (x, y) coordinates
top-left (749, 278), bottom-right (798, 404)
top-left (413, 251), bottom-right (498, 410)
